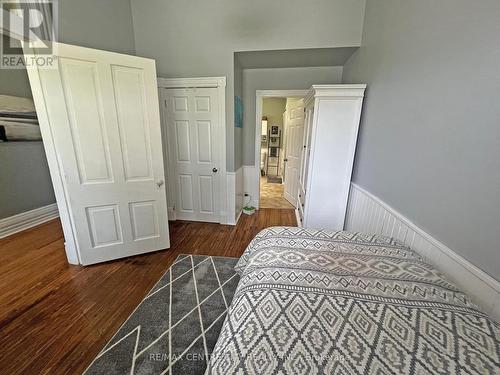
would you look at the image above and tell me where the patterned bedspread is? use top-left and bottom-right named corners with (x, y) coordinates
top-left (208, 227), bottom-right (500, 374)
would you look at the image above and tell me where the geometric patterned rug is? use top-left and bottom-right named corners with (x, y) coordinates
top-left (84, 255), bottom-right (240, 375)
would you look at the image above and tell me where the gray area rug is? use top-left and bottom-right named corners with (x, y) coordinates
top-left (85, 255), bottom-right (240, 375)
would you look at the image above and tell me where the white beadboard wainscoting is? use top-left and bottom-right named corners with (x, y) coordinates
top-left (226, 171), bottom-right (236, 225)
top-left (345, 183), bottom-right (500, 322)
top-left (243, 165), bottom-right (259, 208)
top-left (0, 203), bottom-right (59, 238)
top-left (235, 167), bottom-right (244, 223)
top-left (226, 167), bottom-right (244, 225)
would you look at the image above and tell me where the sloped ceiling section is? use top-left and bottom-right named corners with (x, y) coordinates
top-left (235, 47), bottom-right (358, 69)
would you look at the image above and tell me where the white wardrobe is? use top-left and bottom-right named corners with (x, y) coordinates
top-left (297, 85), bottom-right (366, 230)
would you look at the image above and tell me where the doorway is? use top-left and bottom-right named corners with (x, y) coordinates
top-left (254, 90), bottom-right (308, 210)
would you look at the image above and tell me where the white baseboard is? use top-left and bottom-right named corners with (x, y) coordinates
top-left (0, 203), bottom-right (59, 239)
top-left (345, 183), bottom-right (500, 322)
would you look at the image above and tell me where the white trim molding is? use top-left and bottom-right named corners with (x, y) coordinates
top-left (158, 76), bottom-right (226, 89)
top-left (254, 89), bottom-right (308, 209)
top-left (0, 204), bottom-right (59, 239)
top-left (345, 182), bottom-right (500, 321)
top-left (0, 8), bottom-right (26, 42)
top-left (304, 84), bottom-right (366, 103)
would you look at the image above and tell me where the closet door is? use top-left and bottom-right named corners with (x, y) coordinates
top-left (163, 88), bottom-right (222, 223)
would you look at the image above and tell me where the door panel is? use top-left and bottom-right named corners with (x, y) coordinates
top-left (112, 66), bottom-right (153, 181)
top-left (129, 200), bottom-right (159, 240)
top-left (163, 88), bottom-right (221, 222)
top-left (175, 121), bottom-right (191, 162)
top-left (86, 205), bottom-right (122, 247)
top-left (199, 175), bottom-right (214, 213)
top-left (179, 174), bottom-right (195, 212)
top-left (196, 121), bottom-right (212, 162)
top-left (26, 43), bottom-right (170, 265)
top-left (59, 58), bottom-right (114, 184)
top-left (284, 99), bottom-right (305, 206)
top-left (195, 96), bottom-right (211, 112)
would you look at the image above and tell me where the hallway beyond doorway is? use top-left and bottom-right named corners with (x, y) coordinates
top-left (260, 176), bottom-right (294, 209)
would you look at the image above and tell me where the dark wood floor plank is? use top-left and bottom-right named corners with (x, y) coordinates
top-left (0, 208), bottom-right (296, 375)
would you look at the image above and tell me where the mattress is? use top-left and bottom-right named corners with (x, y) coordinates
top-left (0, 95), bottom-right (41, 141)
top-left (208, 227), bottom-right (500, 374)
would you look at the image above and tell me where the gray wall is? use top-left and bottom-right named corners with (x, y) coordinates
top-left (0, 143), bottom-right (56, 217)
top-left (58, 0), bottom-right (135, 55)
top-left (242, 66), bottom-right (344, 165)
top-left (343, 0), bottom-right (500, 280)
top-left (262, 98), bottom-right (287, 130)
top-left (0, 0), bottom-right (136, 219)
top-left (130, 0), bottom-right (366, 171)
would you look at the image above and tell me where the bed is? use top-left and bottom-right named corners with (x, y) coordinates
top-left (208, 227), bottom-right (500, 374)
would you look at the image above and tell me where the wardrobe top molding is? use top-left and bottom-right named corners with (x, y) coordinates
top-left (304, 84), bottom-right (367, 105)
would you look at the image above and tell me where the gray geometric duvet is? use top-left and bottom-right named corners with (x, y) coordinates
top-left (208, 227), bottom-right (500, 374)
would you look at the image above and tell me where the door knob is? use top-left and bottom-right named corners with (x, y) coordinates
top-left (284, 158), bottom-right (288, 162)
top-left (212, 167), bottom-right (218, 173)
top-left (156, 180), bottom-right (165, 188)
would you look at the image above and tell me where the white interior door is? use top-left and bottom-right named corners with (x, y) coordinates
top-left (283, 98), bottom-right (305, 206)
top-left (26, 43), bottom-right (170, 265)
top-left (162, 88), bottom-right (222, 222)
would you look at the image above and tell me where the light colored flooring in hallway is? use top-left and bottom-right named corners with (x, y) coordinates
top-left (260, 176), bottom-right (294, 209)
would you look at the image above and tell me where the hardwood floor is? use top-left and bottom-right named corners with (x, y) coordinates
top-left (0, 208), bottom-right (296, 375)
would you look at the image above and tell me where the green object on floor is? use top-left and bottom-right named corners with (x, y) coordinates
top-left (243, 206), bottom-right (256, 215)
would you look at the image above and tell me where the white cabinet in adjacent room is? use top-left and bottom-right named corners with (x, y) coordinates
top-left (297, 85), bottom-right (366, 230)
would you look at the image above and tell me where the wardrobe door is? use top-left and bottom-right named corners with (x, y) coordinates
top-left (299, 106), bottom-right (314, 203)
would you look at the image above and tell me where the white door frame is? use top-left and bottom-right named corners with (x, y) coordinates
top-left (157, 77), bottom-right (229, 224)
top-left (254, 90), bottom-right (308, 209)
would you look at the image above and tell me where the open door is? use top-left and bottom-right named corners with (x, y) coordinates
top-left (25, 43), bottom-right (170, 265)
top-left (283, 98), bottom-right (305, 206)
